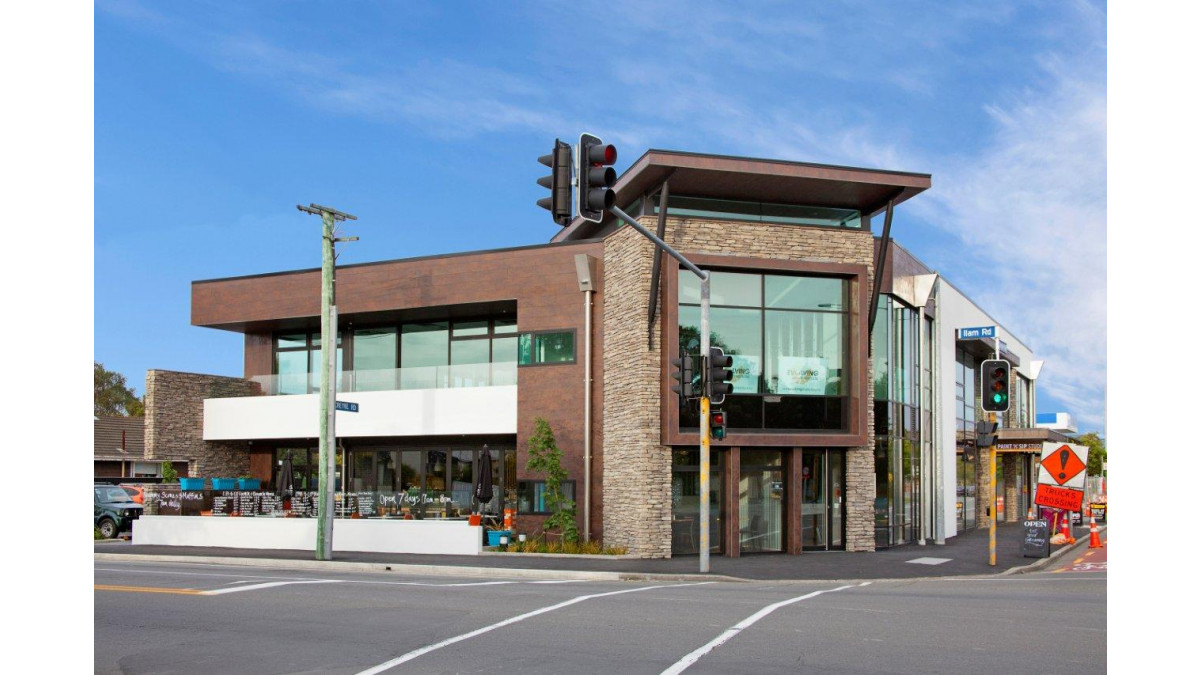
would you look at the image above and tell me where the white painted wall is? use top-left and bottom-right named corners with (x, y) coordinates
top-left (133, 515), bottom-right (483, 555)
top-left (935, 280), bottom-right (1036, 539)
top-left (203, 385), bottom-right (517, 441)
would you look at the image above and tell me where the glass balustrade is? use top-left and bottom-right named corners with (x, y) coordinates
top-left (249, 361), bottom-right (518, 395)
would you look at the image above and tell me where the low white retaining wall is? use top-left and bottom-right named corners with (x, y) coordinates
top-left (133, 516), bottom-right (483, 555)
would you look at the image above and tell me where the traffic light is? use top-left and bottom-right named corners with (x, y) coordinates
top-left (708, 347), bottom-right (734, 405)
top-left (710, 409), bottom-right (727, 440)
top-left (576, 133), bottom-right (617, 223)
top-left (980, 359), bottom-right (1010, 412)
top-left (975, 419), bottom-right (998, 447)
top-left (537, 139), bottom-right (572, 226)
top-left (670, 354), bottom-right (696, 399)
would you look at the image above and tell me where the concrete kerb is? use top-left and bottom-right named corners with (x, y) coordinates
top-left (92, 553), bottom-right (742, 584)
top-left (1000, 524), bottom-right (1107, 576)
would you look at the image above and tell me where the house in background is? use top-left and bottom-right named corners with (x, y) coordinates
top-left (94, 415), bottom-right (188, 482)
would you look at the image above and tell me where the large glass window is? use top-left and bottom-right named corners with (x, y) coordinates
top-left (516, 480), bottom-right (577, 514)
top-left (679, 270), bottom-right (849, 431)
top-left (401, 322), bottom-right (449, 389)
top-left (671, 449), bottom-right (722, 556)
top-left (352, 327), bottom-right (397, 392)
top-left (273, 332), bottom-right (343, 394)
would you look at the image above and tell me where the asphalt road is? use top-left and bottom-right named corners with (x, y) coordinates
top-left (95, 533), bottom-right (1106, 674)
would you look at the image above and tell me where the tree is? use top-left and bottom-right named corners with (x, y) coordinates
top-left (95, 362), bottom-right (144, 416)
top-left (525, 417), bottom-right (578, 543)
top-left (1074, 432), bottom-right (1106, 476)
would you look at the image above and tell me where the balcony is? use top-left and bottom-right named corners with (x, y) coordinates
top-left (249, 362), bottom-right (517, 396)
top-left (203, 363), bottom-right (518, 442)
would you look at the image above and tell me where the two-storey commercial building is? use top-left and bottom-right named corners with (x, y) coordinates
top-left (143, 149), bottom-right (1046, 558)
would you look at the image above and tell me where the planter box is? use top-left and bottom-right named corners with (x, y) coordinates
top-left (180, 478), bottom-right (206, 491)
top-left (487, 530), bottom-right (512, 547)
top-left (238, 478), bottom-right (261, 490)
top-left (212, 478), bottom-right (237, 491)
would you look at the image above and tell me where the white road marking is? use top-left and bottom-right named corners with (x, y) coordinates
top-left (355, 582), bottom-right (713, 675)
top-left (906, 557), bottom-right (952, 565)
top-left (659, 582), bottom-right (868, 675)
top-left (95, 566), bottom-right (585, 588)
top-left (201, 580), bottom-right (343, 595)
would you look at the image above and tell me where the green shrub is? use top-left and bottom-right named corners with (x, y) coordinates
top-left (161, 461), bottom-right (178, 482)
top-left (94, 527), bottom-right (104, 540)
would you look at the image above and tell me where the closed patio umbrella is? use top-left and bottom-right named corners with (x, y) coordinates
top-left (277, 451), bottom-right (295, 500)
top-left (474, 445), bottom-right (493, 512)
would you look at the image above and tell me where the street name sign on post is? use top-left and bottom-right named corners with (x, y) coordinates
top-left (335, 401), bottom-right (359, 413)
top-left (958, 325), bottom-right (996, 339)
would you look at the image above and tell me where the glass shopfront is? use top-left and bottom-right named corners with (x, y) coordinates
top-left (671, 449), bottom-right (722, 556)
top-left (273, 444), bottom-right (515, 519)
top-left (801, 449), bottom-right (845, 551)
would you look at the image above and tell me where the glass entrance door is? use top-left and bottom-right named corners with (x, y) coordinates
top-left (802, 449), bottom-right (846, 551)
top-left (739, 450), bottom-right (783, 553)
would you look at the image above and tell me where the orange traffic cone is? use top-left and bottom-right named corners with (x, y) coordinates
top-left (1088, 515), bottom-right (1104, 548)
top-left (1027, 507), bottom-right (1035, 520)
top-left (1060, 511), bottom-right (1074, 544)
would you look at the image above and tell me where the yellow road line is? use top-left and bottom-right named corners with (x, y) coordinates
top-left (94, 584), bottom-right (204, 595)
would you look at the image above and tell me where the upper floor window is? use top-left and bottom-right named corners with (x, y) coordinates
top-left (518, 330), bottom-right (575, 365)
top-left (679, 269), bottom-right (849, 431)
top-left (271, 316), bottom-right (516, 394)
top-left (651, 196), bottom-right (863, 229)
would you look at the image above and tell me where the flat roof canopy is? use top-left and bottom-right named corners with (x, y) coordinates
top-left (554, 149), bottom-right (931, 242)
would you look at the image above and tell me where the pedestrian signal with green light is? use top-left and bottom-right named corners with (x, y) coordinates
top-left (710, 409), bottom-right (727, 440)
top-left (980, 359), bottom-right (1010, 413)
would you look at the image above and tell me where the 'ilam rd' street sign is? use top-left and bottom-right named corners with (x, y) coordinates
top-left (335, 401), bottom-right (359, 413)
top-left (958, 325), bottom-right (996, 339)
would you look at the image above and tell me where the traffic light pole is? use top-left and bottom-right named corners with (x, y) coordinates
top-left (988, 410), bottom-right (997, 566)
top-left (607, 204), bottom-right (713, 573)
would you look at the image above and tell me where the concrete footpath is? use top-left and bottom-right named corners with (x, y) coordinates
top-left (95, 521), bottom-right (1105, 583)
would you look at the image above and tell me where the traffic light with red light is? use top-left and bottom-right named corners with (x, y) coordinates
top-left (710, 409), bottom-right (727, 440)
top-left (576, 133), bottom-right (617, 223)
top-left (708, 347), bottom-right (734, 405)
top-left (980, 359), bottom-right (1010, 413)
top-left (537, 139), bottom-right (572, 226)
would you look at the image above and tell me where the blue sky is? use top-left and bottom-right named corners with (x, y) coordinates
top-left (94, 0), bottom-right (1107, 432)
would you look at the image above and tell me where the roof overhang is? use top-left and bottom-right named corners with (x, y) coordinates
top-left (553, 149), bottom-right (931, 242)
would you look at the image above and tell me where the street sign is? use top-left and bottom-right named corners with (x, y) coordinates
top-left (335, 401), bottom-right (359, 413)
top-left (958, 325), bottom-right (996, 339)
top-left (1034, 484), bottom-right (1085, 511)
top-left (1038, 442), bottom-right (1088, 488)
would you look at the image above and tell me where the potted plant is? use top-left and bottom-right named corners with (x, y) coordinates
top-left (213, 477), bottom-right (237, 491)
top-left (179, 476), bottom-right (205, 491)
top-left (486, 522), bottom-right (512, 547)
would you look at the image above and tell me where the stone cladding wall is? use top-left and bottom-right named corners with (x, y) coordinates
top-left (601, 216), bottom-right (877, 556)
top-left (144, 370), bottom-right (260, 480)
top-left (1003, 453), bottom-right (1019, 522)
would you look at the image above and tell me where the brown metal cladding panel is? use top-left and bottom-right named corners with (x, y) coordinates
top-left (244, 333), bottom-right (273, 380)
top-left (787, 448), bottom-right (803, 555)
top-left (661, 253), bottom-right (870, 448)
top-left (192, 242), bottom-right (603, 330)
top-left (726, 447), bottom-right (740, 557)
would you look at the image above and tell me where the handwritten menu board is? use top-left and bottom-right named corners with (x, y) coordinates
top-left (258, 493), bottom-right (280, 515)
top-left (211, 492), bottom-right (235, 516)
top-left (356, 492), bottom-right (377, 517)
top-left (1022, 519), bottom-right (1050, 558)
top-left (236, 491), bottom-right (258, 515)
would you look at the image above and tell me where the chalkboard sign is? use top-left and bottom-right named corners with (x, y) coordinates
top-left (1090, 505), bottom-right (1106, 522)
top-left (259, 493), bottom-right (280, 515)
top-left (1022, 519), bottom-right (1050, 558)
top-left (158, 491), bottom-right (182, 516)
top-left (180, 491), bottom-right (205, 516)
top-left (236, 491), bottom-right (258, 516)
top-left (212, 494), bottom-right (232, 516)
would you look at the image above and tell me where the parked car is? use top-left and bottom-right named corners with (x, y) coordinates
top-left (119, 484), bottom-right (145, 504)
top-left (95, 484), bottom-right (143, 539)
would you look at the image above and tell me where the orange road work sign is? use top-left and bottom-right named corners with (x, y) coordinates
top-left (1039, 443), bottom-right (1087, 487)
top-left (1035, 484), bottom-right (1084, 511)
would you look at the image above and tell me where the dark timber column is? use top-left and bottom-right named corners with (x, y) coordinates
top-left (787, 448), bottom-right (803, 555)
top-left (725, 447), bottom-right (740, 558)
